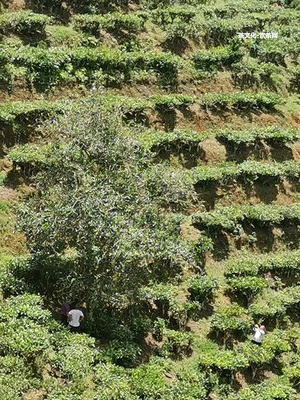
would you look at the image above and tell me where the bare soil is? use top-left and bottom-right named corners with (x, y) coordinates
top-left (0, 187), bottom-right (19, 200)
top-left (199, 139), bottom-right (227, 165)
top-left (204, 223), bottom-right (300, 261)
top-left (8, 0), bottom-right (25, 10)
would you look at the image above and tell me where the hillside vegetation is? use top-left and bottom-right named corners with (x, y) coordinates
top-left (1, 0), bottom-right (300, 399)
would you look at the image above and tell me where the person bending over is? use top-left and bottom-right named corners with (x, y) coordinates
top-left (67, 305), bottom-right (84, 333)
top-left (252, 324), bottom-right (266, 345)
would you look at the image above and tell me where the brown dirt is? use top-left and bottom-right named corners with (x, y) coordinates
top-left (199, 71), bottom-right (235, 95)
top-left (0, 84), bottom-right (87, 104)
top-left (290, 114), bottom-right (300, 127)
top-left (194, 178), bottom-right (300, 210)
top-left (100, 30), bottom-right (119, 46)
top-left (180, 222), bottom-right (201, 242)
top-left (153, 138), bottom-right (299, 168)
top-left (0, 187), bottom-right (19, 200)
top-left (0, 159), bottom-right (13, 171)
top-left (235, 372), bottom-right (248, 389)
top-left (204, 221), bottom-right (300, 260)
top-left (8, 0), bottom-right (25, 10)
top-left (0, 75), bottom-right (233, 103)
top-left (23, 390), bottom-right (45, 400)
top-left (290, 141), bottom-right (300, 160)
top-left (0, 229), bottom-right (27, 256)
top-left (223, 140), bottom-right (271, 163)
top-left (198, 139), bottom-right (227, 164)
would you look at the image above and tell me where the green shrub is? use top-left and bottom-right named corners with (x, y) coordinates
top-left (160, 329), bottom-right (194, 358)
top-left (46, 25), bottom-right (97, 47)
top-left (0, 355), bottom-right (39, 400)
top-left (227, 377), bottom-right (297, 399)
top-left (193, 204), bottom-right (300, 231)
top-left (73, 12), bottom-right (146, 35)
top-left (193, 44), bottom-right (242, 72)
top-left (249, 286), bottom-right (300, 318)
top-left (0, 11), bottom-right (51, 36)
top-left (50, 333), bottom-right (95, 379)
top-left (2, 45), bottom-right (181, 91)
top-left (101, 340), bottom-right (142, 367)
top-left (211, 304), bottom-right (253, 334)
top-left (225, 249), bottom-right (300, 278)
top-left (226, 276), bottom-right (269, 303)
top-left (141, 127), bottom-right (300, 153)
top-left (93, 362), bottom-right (133, 400)
top-left (131, 358), bottom-right (168, 398)
top-left (188, 275), bottom-right (218, 303)
top-left (198, 340), bottom-right (248, 371)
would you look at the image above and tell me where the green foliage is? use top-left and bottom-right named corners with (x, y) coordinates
top-left (140, 126), bottom-right (300, 152)
top-left (50, 332), bottom-right (96, 379)
top-left (160, 329), bottom-right (194, 358)
top-left (46, 25), bottom-right (97, 48)
top-left (198, 340), bottom-right (248, 371)
top-left (143, 164), bottom-right (196, 210)
top-left (201, 14), bottom-right (270, 45)
top-left (250, 23), bottom-right (300, 64)
top-left (8, 143), bottom-right (54, 165)
top-left (227, 377), bottom-right (297, 399)
top-left (188, 160), bottom-right (300, 185)
top-left (193, 44), bottom-right (242, 72)
top-left (131, 358), bottom-right (168, 398)
top-left (26, 0), bottom-right (131, 16)
top-left (0, 92), bottom-right (284, 134)
top-left (231, 56), bottom-right (283, 89)
top-left (226, 276), bottom-right (269, 301)
top-left (141, 0), bottom-right (203, 10)
top-left (0, 11), bottom-right (51, 36)
top-left (288, 0), bottom-right (300, 9)
top-left (15, 144), bottom-right (300, 187)
top-left (290, 66), bottom-right (300, 91)
top-left (249, 286), bottom-right (300, 318)
top-left (0, 355), bottom-right (39, 400)
top-left (210, 304), bottom-right (252, 334)
top-left (139, 283), bottom-right (200, 329)
top-left (1, 45), bottom-right (182, 91)
top-left (200, 91), bottom-right (283, 111)
top-left (1, 2), bottom-right (300, 399)
top-left (151, 93), bottom-right (193, 110)
top-left (101, 340), bottom-right (142, 367)
top-left (92, 362), bottom-right (134, 400)
top-left (1, 257), bottom-right (33, 296)
top-left (198, 328), bottom-right (296, 377)
top-left (225, 249), bottom-right (300, 277)
top-left (203, 1), bottom-right (269, 18)
top-left (0, 294), bottom-right (53, 357)
top-left (0, 98), bottom-right (64, 123)
top-left (187, 275), bottom-right (218, 303)
top-left (193, 204), bottom-right (300, 231)
top-left (73, 12), bottom-right (146, 35)
top-left (15, 98), bottom-right (199, 330)
top-left (283, 354), bottom-right (300, 384)
top-left (150, 5), bottom-right (197, 26)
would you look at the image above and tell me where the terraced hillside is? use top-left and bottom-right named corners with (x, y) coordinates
top-left (1, 0), bottom-right (300, 399)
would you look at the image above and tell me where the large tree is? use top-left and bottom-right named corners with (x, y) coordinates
top-left (16, 97), bottom-right (197, 333)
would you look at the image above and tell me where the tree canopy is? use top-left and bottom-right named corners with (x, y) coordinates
top-left (16, 98), bottom-right (197, 335)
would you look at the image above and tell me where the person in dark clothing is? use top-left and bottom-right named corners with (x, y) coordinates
top-left (61, 302), bottom-right (70, 325)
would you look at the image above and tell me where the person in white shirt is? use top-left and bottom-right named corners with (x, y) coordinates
top-left (67, 306), bottom-right (84, 333)
top-left (252, 324), bottom-right (266, 345)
